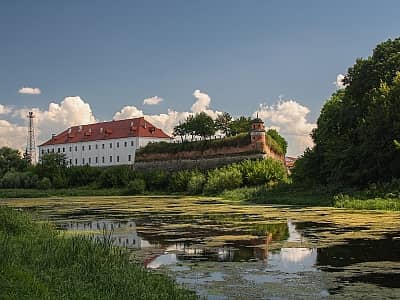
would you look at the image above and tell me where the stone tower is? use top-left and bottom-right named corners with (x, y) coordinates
top-left (250, 114), bottom-right (266, 152)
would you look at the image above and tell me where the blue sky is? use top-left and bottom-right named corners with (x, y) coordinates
top-left (1, 1), bottom-right (399, 155)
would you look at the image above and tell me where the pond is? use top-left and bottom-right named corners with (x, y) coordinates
top-left (2, 196), bottom-right (400, 299)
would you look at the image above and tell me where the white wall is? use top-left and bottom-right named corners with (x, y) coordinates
top-left (38, 136), bottom-right (170, 166)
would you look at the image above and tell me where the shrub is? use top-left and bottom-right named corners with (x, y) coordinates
top-left (204, 166), bottom-right (243, 195)
top-left (187, 172), bottom-right (206, 194)
top-left (141, 169), bottom-right (169, 191)
top-left (66, 166), bottom-right (102, 187)
top-left (127, 178), bottom-right (146, 195)
top-left (99, 166), bottom-right (131, 188)
top-left (168, 170), bottom-right (193, 192)
top-left (0, 171), bottom-right (21, 188)
top-left (37, 177), bottom-right (51, 190)
top-left (238, 159), bottom-right (287, 186)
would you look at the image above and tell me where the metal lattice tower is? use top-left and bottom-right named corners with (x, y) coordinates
top-left (26, 111), bottom-right (36, 164)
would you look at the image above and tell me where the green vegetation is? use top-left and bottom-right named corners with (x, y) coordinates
top-left (293, 38), bottom-right (400, 187)
top-left (0, 206), bottom-right (196, 299)
top-left (137, 133), bottom-right (252, 155)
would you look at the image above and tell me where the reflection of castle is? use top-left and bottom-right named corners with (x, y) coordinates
top-left (61, 220), bottom-right (148, 248)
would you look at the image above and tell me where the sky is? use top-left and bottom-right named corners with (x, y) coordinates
top-left (1, 0), bottom-right (400, 156)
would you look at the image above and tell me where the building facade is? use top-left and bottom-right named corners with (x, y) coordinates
top-left (38, 117), bottom-right (172, 166)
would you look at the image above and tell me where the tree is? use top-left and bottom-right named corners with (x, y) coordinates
top-left (0, 147), bottom-right (28, 177)
top-left (215, 112), bottom-right (232, 136)
top-left (192, 112), bottom-right (216, 140)
top-left (173, 122), bottom-right (186, 142)
top-left (35, 152), bottom-right (67, 188)
top-left (294, 38), bottom-right (400, 187)
top-left (229, 116), bottom-right (252, 136)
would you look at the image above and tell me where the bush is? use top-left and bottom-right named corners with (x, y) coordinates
top-left (168, 170), bottom-right (193, 192)
top-left (99, 166), bottom-right (131, 188)
top-left (141, 169), bottom-right (169, 191)
top-left (238, 159), bottom-right (287, 186)
top-left (37, 177), bottom-right (51, 190)
top-left (66, 166), bottom-right (102, 187)
top-left (204, 166), bottom-right (243, 195)
top-left (127, 178), bottom-right (146, 195)
top-left (187, 172), bottom-right (206, 194)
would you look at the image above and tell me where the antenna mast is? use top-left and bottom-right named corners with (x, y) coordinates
top-left (26, 111), bottom-right (36, 164)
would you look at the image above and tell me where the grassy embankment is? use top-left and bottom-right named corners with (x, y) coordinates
top-left (220, 183), bottom-right (400, 211)
top-left (0, 206), bottom-right (196, 300)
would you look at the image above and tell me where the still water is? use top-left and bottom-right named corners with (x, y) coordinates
top-left (2, 196), bottom-right (400, 299)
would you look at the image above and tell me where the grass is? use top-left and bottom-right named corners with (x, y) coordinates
top-left (0, 188), bottom-right (128, 198)
top-left (334, 194), bottom-right (400, 210)
top-left (0, 206), bottom-right (197, 300)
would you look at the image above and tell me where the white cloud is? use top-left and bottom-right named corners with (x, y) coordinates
top-left (256, 100), bottom-right (316, 157)
top-left (6, 97), bottom-right (96, 149)
top-left (0, 119), bottom-right (27, 151)
top-left (114, 89), bottom-right (220, 135)
top-left (0, 104), bottom-right (12, 114)
top-left (18, 87), bottom-right (41, 95)
top-left (143, 96), bottom-right (163, 105)
top-left (334, 74), bottom-right (346, 89)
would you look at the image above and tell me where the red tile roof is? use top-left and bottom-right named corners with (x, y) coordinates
top-left (39, 117), bottom-right (172, 146)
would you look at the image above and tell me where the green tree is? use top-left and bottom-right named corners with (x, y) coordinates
top-left (215, 112), bottom-right (232, 136)
top-left (35, 152), bottom-right (67, 188)
top-left (294, 38), bottom-right (400, 187)
top-left (229, 117), bottom-right (252, 136)
top-left (0, 147), bottom-right (28, 177)
top-left (192, 112), bottom-right (216, 140)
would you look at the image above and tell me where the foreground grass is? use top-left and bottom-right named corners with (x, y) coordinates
top-left (0, 206), bottom-right (196, 300)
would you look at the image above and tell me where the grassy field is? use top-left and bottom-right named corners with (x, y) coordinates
top-left (0, 206), bottom-right (196, 300)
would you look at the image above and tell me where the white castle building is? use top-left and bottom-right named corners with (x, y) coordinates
top-left (38, 117), bottom-right (172, 166)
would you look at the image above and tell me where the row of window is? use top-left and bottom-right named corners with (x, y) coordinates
top-left (42, 140), bottom-right (135, 155)
top-left (69, 154), bottom-right (132, 166)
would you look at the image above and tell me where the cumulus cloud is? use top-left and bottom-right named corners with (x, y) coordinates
top-left (0, 104), bottom-right (12, 114)
top-left (7, 96), bottom-right (96, 151)
top-left (18, 87), bottom-right (41, 95)
top-left (143, 96), bottom-right (163, 105)
top-left (114, 89), bottom-right (220, 135)
top-left (334, 74), bottom-right (346, 89)
top-left (0, 119), bottom-right (27, 151)
top-left (256, 100), bottom-right (316, 156)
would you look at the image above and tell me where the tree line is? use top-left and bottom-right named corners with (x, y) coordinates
top-left (293, 38), bottom-right (400, 188)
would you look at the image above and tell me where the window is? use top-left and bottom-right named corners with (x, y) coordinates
top-left (62, 147), bottom-right (65, 153)
top-left (109, 156), bottom-right (112, 162)
top-left (69, 146), bottom-right (72, 152)
top-left (75, 158), bottom-right (78, 165)
top-left (51, 149), bottom-right (54, 152)
top-left (47, 149), bottom-right (50, 153)
top-left (117, 142), bottom-right (119, 148)
top-left (82, 145), bottom-right (85, 151)
top-left (88, 157), bottom-right (91, 164)
top-left (102, 144), bottom-right (105, 149)
top-left (57, 148), bottom-right (60, 153)
top-left (128, 154), bottom-right (131, 162)
top-left (41, 149), bottom-right (44, 154)
top-left (69, 159), bottom-right (72, 165)
top-left (110, 143), bottom-right (112, 149)
top-left (89, 145), bottom-right (91, 151)
top-left (95, 144), bottom-right (98, 150)
top-left (116, 156), bottom-right (120, 162)
top-left (75, 146), bottom-right (78, 151)
top-left (102, 156), bottom-right (105, 163)
top-left (82, 158), bottom-right (85, 164)
top-left (95, 157), bottom-right (98, 163)
top-left (124, 141), bottom-right (127, 147)
top-left (131, 141), bottom-right (134, 146)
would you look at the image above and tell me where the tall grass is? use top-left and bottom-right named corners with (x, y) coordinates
top-left (0, 207), bottom-right (196, 300)
top-left (334, 194), bottom-right (400, 211)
